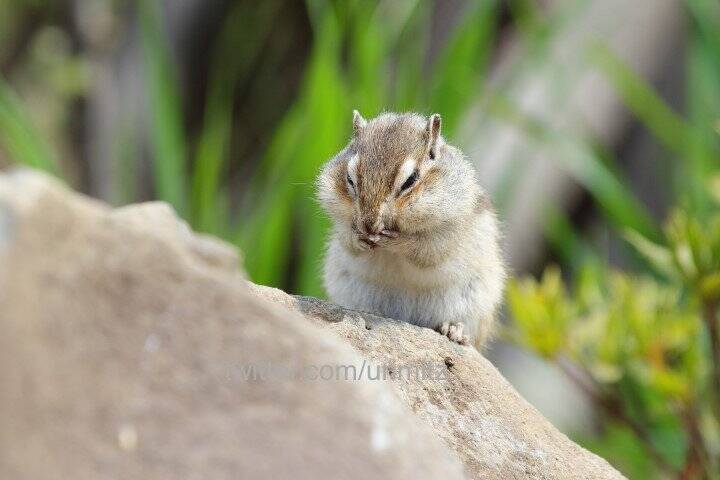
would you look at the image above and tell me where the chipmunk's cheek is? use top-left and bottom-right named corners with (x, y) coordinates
top-left (332, 204), bottom-right (353, 225)
top-left (394, 194), bottom-right (417, 221)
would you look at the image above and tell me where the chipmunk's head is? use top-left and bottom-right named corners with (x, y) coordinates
top-left (317, 111), bottom-right (479, 249)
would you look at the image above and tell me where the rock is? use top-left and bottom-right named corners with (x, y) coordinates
top-left (250, 288), bottom-right (625, 480)
top-left (0, 169), bottom-right (465, 480)
top-left (0, 169), bottom-right (624, 480)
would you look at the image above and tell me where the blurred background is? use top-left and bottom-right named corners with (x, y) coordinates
top-left (1, 0), bottom-right (719, 478)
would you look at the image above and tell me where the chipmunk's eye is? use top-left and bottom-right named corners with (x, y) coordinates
top-left (400, 170), bottom-right (418, 192)
top-left (346, 173), bottom-right (355, 192)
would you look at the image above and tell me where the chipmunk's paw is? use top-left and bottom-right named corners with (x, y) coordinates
top-left (438, 321), bottom-right (469, 345)
top-left (351, 235), bottom-right (373, 252)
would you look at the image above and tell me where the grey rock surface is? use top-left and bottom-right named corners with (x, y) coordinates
top-left (250, 287), bottom-right (626, 480)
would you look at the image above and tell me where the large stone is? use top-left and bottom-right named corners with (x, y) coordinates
top-left (251, 285), bottom-right (625, 480)
top-left (0, 169), bottom-right (624, 479)
top-left (0, 169), bottom-right (465, 480)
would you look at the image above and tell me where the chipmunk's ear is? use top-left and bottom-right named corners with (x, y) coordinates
top-left (425, 113), bottom-right (442, 159)
top-left (352, 110), bottom-right (367, 137)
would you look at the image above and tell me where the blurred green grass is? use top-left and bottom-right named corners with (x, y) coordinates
top-left (0, 75), bottom-right (58, 175)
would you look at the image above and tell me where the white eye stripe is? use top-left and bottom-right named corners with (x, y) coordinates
top-left (347, 154), bottom-right (359, 186)
top-left (345, 154), bottom-right (359, 195)
top-left (394, 157), bottom-right (418, 192)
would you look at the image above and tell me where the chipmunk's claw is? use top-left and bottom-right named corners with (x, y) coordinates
top-left (438, 321), bottom-right (469, 345)
top-left (352, 235), bottom-right (373, 251)
top-left (359, 237), bottom-right (377, 249)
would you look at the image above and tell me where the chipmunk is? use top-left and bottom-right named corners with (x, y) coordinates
top-left (317, 111), bottom-right (505, 346)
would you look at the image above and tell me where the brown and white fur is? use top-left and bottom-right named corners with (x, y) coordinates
top-left (317, 111), bottom-right (505, 346)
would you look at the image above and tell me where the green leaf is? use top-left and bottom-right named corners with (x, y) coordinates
top-left (428, 0), bottom-right (498, 136)
top-left (392, 3), bottom-right (428, 110)
top-left (700, 272), bottom-right (720, 301)
top-left (623, 230), bottom-right (678, 280)
top-left (190, 1), bottom-right (281, 234)
top-left (506, 267), bottom-right (575, 358)
top-left (542, 204), bottom-right (599, 272)
top-left (589, 43), bottom-right (713, 166)
top-left (238, 192), bottom-right (293, 287)
top-left (708, 174), bottom-right (720, 205)
top-left (684, 27), bottom-right (720, 213)
top-left (347, 0), bottom-right (386, 115)
top-left (139, 0), bottom-right (188, 216)
top-left (488, 95), bottom-right (660, 241)
top-left (0, 76), bottom-right (59, 175)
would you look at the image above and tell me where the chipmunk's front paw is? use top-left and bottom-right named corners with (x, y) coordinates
top-left (350, 235), bottom-right (373, 252)
top-left (438, 321), bottom-right (469, 345)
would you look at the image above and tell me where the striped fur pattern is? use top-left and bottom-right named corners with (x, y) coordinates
top-left (317, 111), bottom-right (505, 346)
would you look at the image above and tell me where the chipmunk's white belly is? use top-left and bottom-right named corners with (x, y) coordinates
top-left (357, 249), bottom-right (461, 291)
top-left (323, 223), bottom-right (503, 340)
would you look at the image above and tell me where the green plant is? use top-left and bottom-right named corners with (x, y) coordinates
top-left (509, 189), bottom-right (720, 477)
top-left (505, 3), bottom-right (720, 476)
top-left (0, 74), bottom-right (58, 174)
